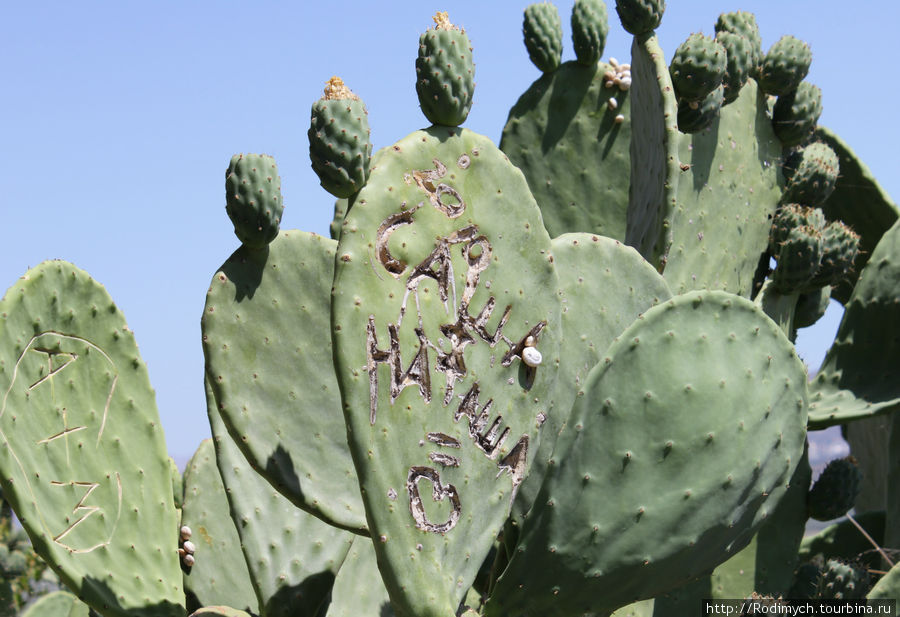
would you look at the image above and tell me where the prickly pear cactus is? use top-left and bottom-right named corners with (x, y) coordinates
top-left (207, 380), bottom-right (354, 617)
top-left (486, 291), bottom-right (809, 617)
top-left (202, 229), bottom-right (366, 533)
top-left (415, 13), bottom-right (475, 127)
top-left (308, 77), bottom-right (373, 199)
top-left (0, 262), bottom-right (184, 617)
top-left (225, 154), bottom-right (284, 249)
top-left (808, 218), bottom-right (900, 428)
top-left (180, 439), bottom-right (258, 614)
top-left (628, 32), bottom-right (783, 298)
top-left (19, 591), bottom-right (90, 617)
top-left (807, 456), bottom-right (862, 521)
top-left (332, 125), bottom-right (562, 617)
top-left (501, 2), bottom-right (631, 241)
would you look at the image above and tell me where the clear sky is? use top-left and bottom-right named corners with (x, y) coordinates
top-left (2, 2), bottom-right (896, 463)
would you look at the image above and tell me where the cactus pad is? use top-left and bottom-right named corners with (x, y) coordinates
top-left (202, 230), bottom-right (366, 533)
top-left (512, 233), bottom-right (672, 521)
top-left (500, 59), bottom-right (631, 240)
top-left (180, 439), bottom-right (257, 614)
top-left (759, 35), bottom-right (812, 97)
top-left (808, 219), bottom-right (900, 428)
top-left (487, 291), bottom-right (808, 617)
top-left (207, 385), bottom-right (354, 617)
top-left (332, 126), bottom-right (562, 617)
top-left (523, 3), bottom-right (563, 73)
top-left (416, 13), bottom-right (475, 127)
top-left (19, 591), bottom-right (89, 617)
top-left (815, 127), bottom-right (900, 303)
top-left (0, 262), bottom-right (183, 617)
top-left (225, 154), bottom-right (283, 249)
top-left (309, 77), bottom-right (373, 198)
top-left (324, 536), bottom-right (395, 617)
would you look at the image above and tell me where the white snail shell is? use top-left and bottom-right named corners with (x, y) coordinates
top-left (522, 346), bottom-right (543, 367)
top-left (180, 525), bottom-right (192, 540)
top-left (183, 554), bottom-right (195, 567)
top-left (182, 540), bottom-right (196, 555)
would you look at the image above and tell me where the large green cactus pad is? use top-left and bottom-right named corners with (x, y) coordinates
top-left (625, 34), bottom-right (680, 270)
top-left (500, 61), bottom-right (631, 240)
top-left (207, 381), bottom-right (353, 617)
top-left (661, 78), bottom-right (783, 297)
top-left (180, 439), bottom-right (257, 615)
top-left (324, 536), bottom-right (395, 617)
top-left (486, 291), bottom-right (808, 617)
top-left (202, 230), bottom-right (365, 533)
top-left (332, 126), bottom-right (562, 617)
top-left (809, 219), bottom-right (900, 429)
top-left (652, 447), bottom-right (811, 616)
top-left (19, 591), bottom-right (90, 617)
top-left (512, 233), bottom-right (671, 521)
top-left (0, 262), bottom-right (183, 617)
top-left (815, 127), bottom-right (900, 304)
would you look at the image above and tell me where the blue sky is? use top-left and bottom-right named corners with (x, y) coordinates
top-left (2, 1), bottom-right (896, 462)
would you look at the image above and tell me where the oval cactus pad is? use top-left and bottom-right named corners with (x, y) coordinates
top-left (0, 262), bottom-right (183, 617)
top-left (332, 126), bottom-right (562, 617)
top-left (202, 231), bottom-right (365, 533)
top-left (487, 291), bottom-right (808, 617)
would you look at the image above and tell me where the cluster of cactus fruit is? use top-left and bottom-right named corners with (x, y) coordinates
top-left (1, 1), bottom-right (900, 616)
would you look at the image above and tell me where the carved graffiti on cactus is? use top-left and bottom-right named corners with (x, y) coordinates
top-left (406, 466), bottom-right (461, 533)
top-left (1, 332), bottom-right (125, 553)
top-left (367, 152), bottom-right (547, 533)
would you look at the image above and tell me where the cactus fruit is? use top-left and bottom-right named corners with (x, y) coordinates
top-left (808, 456), bottom-right (863, 521)
top-left (809, 222), bottom-right (860, 288)
top-left (773, 82), bottom-right (823, 147)
top-left (817, 559), bottom-right (869, 599)
top-left (571, 0), bottom-right (609, 66)
top-left (415, 13), bottom-right (475, 127)
top-left (224, 154), bottom-right (283, 249)
top-left (769, 204), bottom-right (826, 255)
top-left (614, 0), bottom-right (664, 35)
top-left (715, 12), bottom-right (762, 76)
top-left (759, 35), bottom-right (813, 96)
top-left (771, 225), bottom-right (824, 293)
top-left (782, 142), bottom-right (840, 207)
top-left (308, 77), bottom-right (373, 198)
top-left (676, 83), bottom-right (724, 134)
top-left (715, 31), bottom-right (753, 104)
top-left (523, 3), bottom-right (563, 73)
top-left (793, 286), bottom-right (831, 331)
top-left (669, 33), bottom-right (727, 102)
